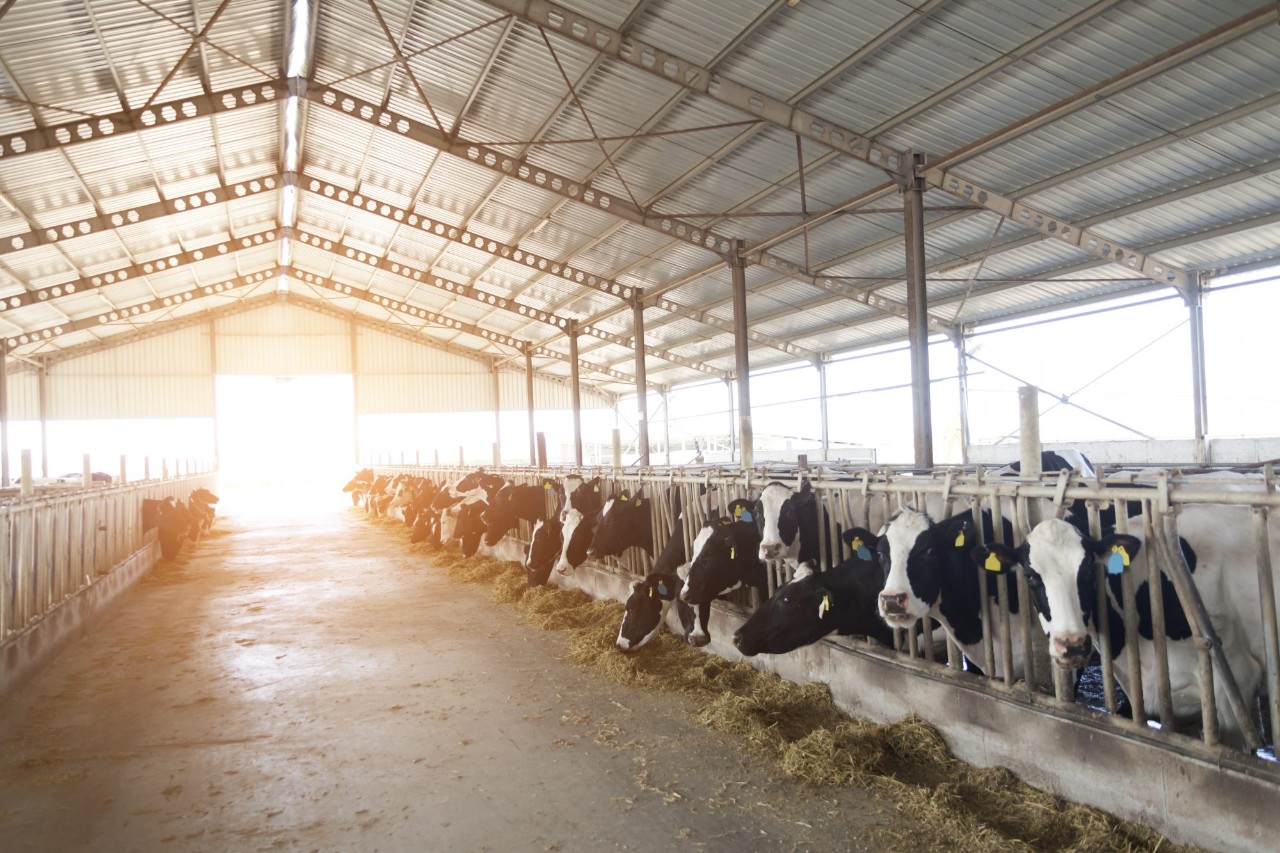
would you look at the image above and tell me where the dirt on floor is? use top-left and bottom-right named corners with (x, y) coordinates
top-left (0, 486), bottom-right (1198, 852)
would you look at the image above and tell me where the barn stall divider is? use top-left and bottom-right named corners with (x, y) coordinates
top-left (375, 461), bottom-right (1280, 852)
top-left (0, 470), bottom-right (218, 702)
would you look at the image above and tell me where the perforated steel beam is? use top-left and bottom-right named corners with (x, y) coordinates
top-left (291, 228), bottom-right (723, 378)
top-left (492, 0), bottom-right (1194, 292)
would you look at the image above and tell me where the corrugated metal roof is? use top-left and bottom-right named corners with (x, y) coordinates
top-left (0, 0), bottom-right (1277, 398)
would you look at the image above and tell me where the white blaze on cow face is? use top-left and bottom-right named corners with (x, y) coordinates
top-left (876, 508), bottom-right (933, 628)
top-left (526, 518), bottom-right (544, 568)
top-left (757, 482), bottom-right (794, 561)
top-left (555, 508), bottom-right (584, 574)
top-left (1023, 519), bottom-right (1093, 666)
top-left (678, 525), bottom-right (715, 642)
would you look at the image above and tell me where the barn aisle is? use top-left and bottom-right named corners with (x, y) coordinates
top-left (0, 486), bottom-right (893, 851)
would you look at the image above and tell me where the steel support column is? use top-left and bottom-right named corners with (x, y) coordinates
top-left (569, 325), bottom-right (583, 466)
top-left (662, 388), bottom-right (671, 466)
top-left (37, 361), bottom-right (48, 478)
top-left (633, 300), bottom-right (650, 467)
top-left (818, 360), bottom-right (830, 462)
top-left (350, 320), bottom-right (361, 465)
top-left (0, 338), bottom-right (9, 486)
top-left (1188, 278), bottom-right (1209, 464)
top-left (903, 153), bottom-right (933, 468)
top-left (525, 349), bottom-right (536, 465)
top-left (731, 240), bottom-right (753, 469)
top-left (492, 366), bottom-right (501, 465)
top-left (955, 329), bottom-right (971, 465)
top-left (209, 319), bottom-right (220, 470)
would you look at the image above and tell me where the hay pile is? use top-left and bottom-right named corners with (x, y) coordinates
top-left (357, 510), bottom-right (1194, 853)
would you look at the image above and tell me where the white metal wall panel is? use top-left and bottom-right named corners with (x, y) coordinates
top-left (356, 327), bottom-right (491, 414)
top-left (496, 370), bottom-right (609, 413)
top-left (41, 325), bottom-right (214, 420)
top-left (214, 302), bottom-right (353, 375)
top-left (4, 371), bottom-right (40, 421)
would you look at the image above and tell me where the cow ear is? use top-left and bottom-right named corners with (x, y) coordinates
top-left (799, 479), bottom-right (813, 495)
top-left (1091, 533), bottom-right (1140, 574)
top-left (970, 542), bottom-right (1018, 574)
top-left (842, 527), bottom-right (877, 561)
top-left (629, 580), bottom-right (642, 593)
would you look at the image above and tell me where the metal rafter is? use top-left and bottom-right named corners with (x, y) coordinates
top-left (492, 0), bottom-right (1196, 293)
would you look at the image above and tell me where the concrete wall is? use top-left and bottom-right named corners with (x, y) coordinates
top-left (0, 540), bottom-right (158, 707)
top-left (553, 560), bottom-right (1280, 853)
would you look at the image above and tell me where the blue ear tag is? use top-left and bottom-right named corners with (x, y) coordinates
top-left (656, 581), bottom-right (669, 597)
top-left (850, 536), bottom-right (871, 561)
top-left (736, 509), bottom-right (753, 523)
top-left (1106, 546), bottom-right (1129, 575)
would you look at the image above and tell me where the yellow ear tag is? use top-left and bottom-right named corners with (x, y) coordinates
top-left (730, 547), bottom-right (736, 560)
top-left (648, 587), bottom-right (654, 598)
top-left (544, 483), bottom-right (552, 490)
top-left (955, 530), bottom-right (966, 548)
top-left (1115, 545), bottom-right (1130, 567)
top-left (984, 552), bottom-right (1002, 573)
top-left (593, 484), bottom-right (599, 492)
top-left (818, 594), bottom-right (831, 619)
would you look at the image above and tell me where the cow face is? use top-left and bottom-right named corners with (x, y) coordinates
top-left (978, 519), bottom-right (1140, 668)
top-left (757, 482), bottom-right (798, 561)
top-left (554, 508), bottom-right (596, 574)
top-left (732, 562), bottom-right (829, 656)
top-left (567, 476), bottom-right (604, 515)
top-left (680, 515), bottom-right (758, 605)
top-left (873, 508), bottom-right (972, 629)
top-left (588, 488), bottom-right (649, 558)
top-left (482, 485), bottom-right (518, 546)
top-left (525, 517), bottom-right (562, 587)
top-left (617, 573), bottom-right (679, 652)
top-left (451, 497), bottom-right (488, 557)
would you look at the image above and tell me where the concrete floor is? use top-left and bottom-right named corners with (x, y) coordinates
top-left (0, 487), bottom-right (896, 852)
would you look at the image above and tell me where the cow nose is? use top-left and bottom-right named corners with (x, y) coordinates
top-left (731, 631), bottom-right (744, 650)
top-left (1053, 634), bottom-right (1093, 664)
top-left (879, 592), bottom-right (908, 613)
top-left (760, 543), bottom-right (780, 560)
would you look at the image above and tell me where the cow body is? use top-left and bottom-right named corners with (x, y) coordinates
top-left (679, 503), bottom-right (767, 647)
top-left (589, 488), bottom-right (653, 559)
top-left (985, 513), bottom-right (1265, 746)
top-left (483, 480), bottom-right (554, 546)
top-left (862, 507), bottom-right (1024, 678)
top-left (616, 494), bottom-right (699, 652)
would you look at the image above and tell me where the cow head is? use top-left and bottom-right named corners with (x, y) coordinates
top-left (974, 518), bottom-right (1140, 669)
top-left (733, 561), bottom-right (832, 656)
top-left (450, 493), bottom-right (489, 557)
top-left (680, 505), bottom-right (762, 606)
top-left (567, 476), bottom-right (605, 515)
top-left (862, 508), bottom-right (973, 629)
top-left (524, 517), bottom-right (563, 587)
top-left (482, 484), bottom-right (520, 546)
top-left (756, 481), bottom-right (797, 560)
top-left (554, 507), bottom-right (597, 574)
top-left (617, 573), bottom-right (680, 652)
top-left (588, 487), bottom-right (651, 558)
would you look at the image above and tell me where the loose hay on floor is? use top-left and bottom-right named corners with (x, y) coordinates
top-left (357, 509), bottom-right (1198, 853)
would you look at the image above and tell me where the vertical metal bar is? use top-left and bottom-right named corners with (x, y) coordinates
top-left (209, 319), bottom-right (220, 472)
top-left (1115, 503), bottom-right (1147, 729)
top-left (902, 152), bottom-right (932, 469)
top-left (492, 366), bottom-right (501, 464)
top-left (1086, 500), bottom-right (1119, 714)
top-left (525, 349), bottom-right (537, 465)
top-left (730, 239), bottom-right (753, 469)
top-left (633, 299), bottom-right (650, 467)
top-left (1252, 500), bottom-right (1280, 748)
top-left (350, 319), bottom-right (361, 466)
top-left (817, 361), bottom-right (830, 463)
top-left (611, 429), bottom-right (622, 469)
top-left (1012, 496), bottom-right (1034, 690)
top-left (1187, 279), bottom-right (1209, 465)
top-left (37, 361), bottom-right (48, 479)
top-left (1197, 635), bottom-right (1220, 748)
top-left (20, 449), bottom-right (32, 496)
top-left (726, 380), bottom-right (735, 462)
top-left (1143, 503), bottom-right (1177, 728)
top-left (973, 492), bottom-right (996, 680)
top-left (0, 337), bottom-right (8, 487)
top-left (569, 325), bottom-right (583, 466)
top-left (662, 388), bottom-right (671, 466)
top-left (956, 330), bottom-right (971, 465)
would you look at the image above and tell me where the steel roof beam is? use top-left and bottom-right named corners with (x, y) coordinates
top-left (492, 0), bottom-right (1195, 293)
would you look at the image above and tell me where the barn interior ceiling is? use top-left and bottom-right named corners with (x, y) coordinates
top-left (0, 0), bottom-right (1278, 398)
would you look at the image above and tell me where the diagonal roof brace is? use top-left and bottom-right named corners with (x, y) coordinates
top-left (498, 0), bottom-right (1195, 293)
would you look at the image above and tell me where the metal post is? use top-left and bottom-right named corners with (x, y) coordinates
top-left (662, 388), bottom-right (671, 466)
top-left (730, 239), bottom-right (753, 469)
top-left (83, 454), bottom-right (92, 488)
top-left (1018, 387), bottom-right (1042, 476)
top-left (0, 337), bottom-right (9, 487)
top-left (1187, 279), bottom-right (1209, 465)
top-left (20, 448), bottom-right (32, 496)
top-left (350, 319), bottom-right (361, 466)
top-left (569, 324), bottom-right (583, 466)
top-left (817, 360), bottom-right (830, 462)
top-left (536, 432), bottom-right (548, 468)
top-left (37, 360), bottom-right (48, 478)
top-left (119, 455), bottom-right (126, 485)
top-left (209, 319), bottom-right (220, 472)
top-left (902, 152), bottom-right (933, 468)
top-left (956, 329), bottom-right (972, 465)
top-left (492, 366), bottom-right (501, 464)
top-left (144, 457), bottom-right (151, 480)
top-left (612, 428), bottom-right (622, 469)
top-left (525, 348), bottom-right (536, 465)
top-left (633, 299), bottom-right (650, 467)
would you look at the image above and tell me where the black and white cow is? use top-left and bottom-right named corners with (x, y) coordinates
top-left (342, 468), bottom-right (374, 506)
top-left (679, 500), bottom-right (767, 647)
top-left (448, 490), bottom-right (490, 558)
top-left (588, 487), bottom-right (654, 559)
top-left (524, 515), bottom-right (563, 587)
top-left (482, 479), bottom-right (556, 546)
top-left (976, 513), bottom-right (1264, 745)
top-left (616, 498), bottom-right (701, 653)
top-left (990, 449), bottom-right (1096, 477)
top-left (554, 477), bottom-right (606, 575)
top-left (852, 506), bottom-right (1025, 678)
top-left (733, 530), bottom-right (895, 656)
top-left (756, 480), bottom-right (821, 564)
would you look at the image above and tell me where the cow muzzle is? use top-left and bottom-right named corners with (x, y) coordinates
top-left (878, 591), bottom-right (909, 616)
top-left (759, 541), bottom-right (782, 560)
top-left (1051, 633), bottom-right (1093, 668)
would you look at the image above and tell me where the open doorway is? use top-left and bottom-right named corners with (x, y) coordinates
top-left (215, 375), bottom-right (355, 495)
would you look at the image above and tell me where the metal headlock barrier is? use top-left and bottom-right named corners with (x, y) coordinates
top-left (376, 461), bottom-right (1280, 774)
top-left (0, 472), bottom-right (218, 642)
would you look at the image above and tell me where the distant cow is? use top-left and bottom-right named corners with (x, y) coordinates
top-left (483, 479), bottom-right (556, 546)
top-left (588, 487), bottom-right (654, 559)
top-left (734, 529), bottom-right (894, 656)
top-left (616, 491), bottom-right (699, 652)
top-left (554, 477), bottom-right (606, 575)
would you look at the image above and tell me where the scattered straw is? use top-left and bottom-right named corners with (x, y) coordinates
top-left (354, 507), bottom-right (1199, 853)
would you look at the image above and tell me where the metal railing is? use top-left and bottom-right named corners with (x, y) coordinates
top-left (0, 472), bottom-right (217, 641)
top-left (376, 461), bottom-right (1280, 763)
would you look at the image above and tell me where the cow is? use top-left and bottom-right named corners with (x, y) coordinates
top-left (615, 490), bottom-right (701, 652)
top-left (455, 470), bottom-right (506, 500)
top-left (975, 513), bottom-right (1264, 747)
top-left (588, 487), bottom-right (654, 559)
top-left (190, 487), bottom-right (219, 531)
top-left (553, 477), bottom-right (606, 575)
top-left (142, 496), bottom-right (193, 560)
top-left (756, 480), bottom-right (821, 563)
top-left (990, 449), bottom-right (1096, 477)
top-left (447, 490), bottom-right (489, 558)
top-left (733, 529), bottom-right (895, 656)
top-left (524, 516), bottom-right (563, 587)
top-left (342, 468), bottom-right (374, 506)
top-left (850, 506), bottom-right (1025, 679)
top-left (679, 499), bottom-right (767, 647)
top-left (482, 479), bottom-right (556, 546)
